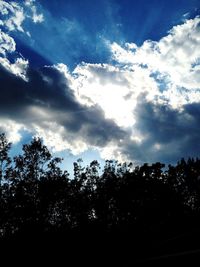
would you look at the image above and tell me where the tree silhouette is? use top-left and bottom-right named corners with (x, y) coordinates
top-left (0, 133), bottom-right (200, 264)
top-left (0, 133), bottom-right (11, 183)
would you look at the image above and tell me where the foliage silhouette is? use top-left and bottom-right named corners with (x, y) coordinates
top-left (0, 133), bottom-right (200, 265)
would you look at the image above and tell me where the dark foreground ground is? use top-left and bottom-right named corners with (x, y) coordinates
top-left (1, 227), bottom-right (200, 266)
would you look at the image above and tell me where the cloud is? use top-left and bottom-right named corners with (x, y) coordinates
top-left (64, 16), bottom-right (200, 162)
top-left (121, 97), bottom-right (200, 164)
top-left (0, 13), bottom-right (200, 164)
top-left (25, 0), bottom-right (44, 23)
top-left (66, 16), bottom-right (200, 133)
top-left (0, 1), bottom-right (25, 32)
top-left (0, 28), bottom-right (28, 80)
top-left (0, 29), bottom-right (15, 55)
top-left (0, 63), bottom-right (125, 155)
top-left (0, 1), bottom-right (44, 80)
top-left (0, 0), bottom-right (44, 33)
top-left (70, 62), bottom-right (159, 127)
top-left (0, 57), bottom-right (28, 80)
top-left (110, 16), bottom-right (200, 105)
top-left (97, 95), bottom-right (200, 165)
top-left (0, 118), bottom-right (24, 143)
top-left (31, 6), bottom-right (44, 23)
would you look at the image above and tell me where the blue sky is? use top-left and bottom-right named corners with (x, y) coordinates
top-left (13, 0), bottom-right (200, 68)
top-left (0, 0), bottom-right (200, 175)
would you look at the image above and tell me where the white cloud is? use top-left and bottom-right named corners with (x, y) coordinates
top-left (0, 29), bottom-right (28, 80)
top-left (25, 0), bottom-right (35, 6)
top-left (0, 1), bottom-right (25, 32)
top-left (0, 29), bottom-right (16, 55)
top-left (33, 123), bottom-right (88, 154)
top-left (24, 0), bottom-right (44, 23)
top-left (58, 16), bottom-right (200, 137)
top-left (0, 119), bottom-right (24, 143)
top-left (54, 16), bottom-right (200, 161)
top-left (67, 63), bottom-right (159, 128)
top-left (0, 0), bottom-right (44, 33)
top-left (110, 16), bottom-right (200, 108)
top-left (0, 14), bottom-right (200, 164)
top-left (31, 5), bottom-right (44, 23)
top-left (99, 141), bottom-right (129, 162)
top-left (0, 57), bottom-right (29, 80)
top-left (0, 1), bottom-right (45, 80)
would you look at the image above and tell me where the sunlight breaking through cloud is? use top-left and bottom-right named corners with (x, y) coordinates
top-left (0, 3), bottom-right (200, 165)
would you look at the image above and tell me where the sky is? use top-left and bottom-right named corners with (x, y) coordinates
top-left (0, 0), bottom-right (200, 173)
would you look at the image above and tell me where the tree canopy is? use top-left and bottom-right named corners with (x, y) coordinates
top-left (0, 133), bottom-right (200, 265)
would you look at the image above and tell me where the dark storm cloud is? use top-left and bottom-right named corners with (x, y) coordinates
top-left (0, 65), bottom-right (75, 117)
top-left (120, 96), bottom-right (200, 164)
top-left (0, 64), bottom-right (125, 147)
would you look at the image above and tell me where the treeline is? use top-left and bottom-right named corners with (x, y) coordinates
top-left (1, 133), bottom-right (200, 264)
